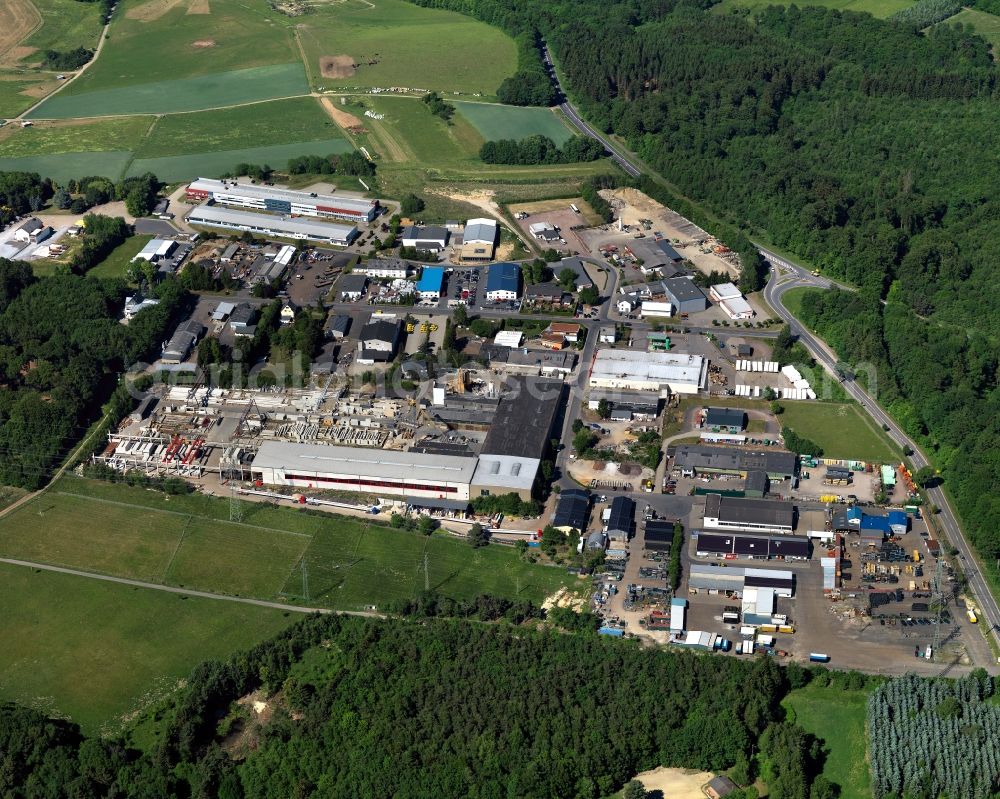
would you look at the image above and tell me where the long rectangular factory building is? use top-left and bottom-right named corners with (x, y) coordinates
top-left (693, 530), bottom-right (810, 560)
top-left (186, 205), bottom-right (359, 246)
top-left (688, 564), bottom-right (795, 597)
top-left (186, 178), bottom-right (379, 223)
top-left (589, 349), bottom-right (707, 395)
top-left (251, 441), bottom-right (477, 501)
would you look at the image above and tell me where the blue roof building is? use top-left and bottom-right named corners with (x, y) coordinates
top-left (416, 266), bottom-right (445, 298)
top-left (887, 510), bottom-right (908, 534)
top-left (485, 262), bottom-right (521, 301)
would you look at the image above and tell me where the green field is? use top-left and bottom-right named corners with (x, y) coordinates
top-left (14, 0), bottom-right (105, 59)
top-left (87, 234), bottom-right (152, 278)
top-left (0, 117), bottom-right (152, 156)
top-left (0, 150), bottom-right (133, 182)
top-left (0, 75), bottom-right (58, 118)
top-left (126, 137), bottom-right (353, 181)
top-left (296, 0), bottom-right (516, 95)
top-left (358, 95), bottom-right (484, 164)
top-left (0, 478), bottom-right (576, 611)
top-left (455, 102), bottom-right (575, 145)
top-left (713, 0), bottom-right (913, 16)
top-left (783, 686), bottom-right (871, 799)
top-left (0, 562), bottom-right (295, 735)
top-left (780, 286), bottom-right (816, 320)
top-left (780, 402), bottom-right (899, 462)
top-left (60, 0), bottom-right (298, 94)
top-left (30, 62), bottom-right (309, 119)
top-left (136, 97), bottom-right (341, 157)
top-left (939, 7), bottom-right (1000, 48)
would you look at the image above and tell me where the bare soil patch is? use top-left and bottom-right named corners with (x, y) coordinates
top-left (19, 82), bottom-right (53, 98)
top-left (319, 54), bottom-right (356, 79)
top-left (186, 0), bottom-right (211, 13)
top-left (190, 39), bottom-right (216, 48)
top-left (126, 0), bottom-right (186, 22)
top-left (2, 46), bottom-right (38, 68)
top-left (318, 96), bottom-right (365, 131)
top-left (632, 767), bottom-right (715, 799)
top-left (0, 0), bottom-right (41, 64)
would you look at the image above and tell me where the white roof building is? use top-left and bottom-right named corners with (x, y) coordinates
top-left (470, 453), bottom-right (540, 497)
top-left (709, 282), bottom-right (742, 302)
top-left (640, 300), bottom-right (673, 318)
top-left (493, 330), bottom-right (524, 348)
top-left (589, 349), bottom-right (707, 394)
top-left (250, 441), bottom-right (477, 501)
top-left (710, 282), bottom-right (756, 319)
top-left (131, 239), bottom-right (177, 263)
top-left (186, 205), bottom-right (358, 246)
top-left (464, 218), bottom-right (498, 245)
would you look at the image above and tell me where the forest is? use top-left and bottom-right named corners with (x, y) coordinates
top-left (0, 610), bottom-right (843, 799)
top-left (405, 0), bottom-right (1000, 580)
top-left (480, 134), bottom-right (606, 164)
top-left (0, 257), bottom-right (185, 489)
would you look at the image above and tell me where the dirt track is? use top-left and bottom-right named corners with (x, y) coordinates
top-left (126, 0), bottom-right (186, 21)
top-left (318, 96), bottom-right (362, 128)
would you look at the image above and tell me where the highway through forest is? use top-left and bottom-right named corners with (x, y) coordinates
top-left (761, 247), bottom-right (1000, 653)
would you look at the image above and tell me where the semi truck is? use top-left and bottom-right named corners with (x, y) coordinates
top-left (809, 653), bottom-right (831, 663)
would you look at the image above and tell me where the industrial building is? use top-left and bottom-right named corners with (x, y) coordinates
top-left (132, 238), bottom-right (177, 263)
top-left (605, 496), bottom-right (636, 541)
top-left (709, 282), bottom-right (755, 320)
top-left (186, 178), bottom-right (379, 223)
top-left (250, 441), bottom-right (477, 500)
top-left (553, 489), bottom-right (589, 532)
top-left (416, 266), bottom-right (445, 299)
top-left (693, 530), bottom-right (809, 560)
top-left (401, 226), bottom-right (448, 252)
top-left (186, 205), bottom-right (359, 246)
top-left (549, 256), bottom-right (593, 291)
top-left (485, 262), bottom-right (521, 301)
top-left (703, 495), bottom-right (795, 534)
top-left (589, 349), bottom-right (707, 395)
top-left (687, 564), bottom-right (795, 596)
top-left (661, 277), bottom-right (708, 314)
top-left (480, 346), bottom-right (576, 378)
top-left (161, 319), bottom-right (204, 364)
top-left (587, 389), bottom-right (661, 420)
top-left (670, 443), bottom-right (798, 481)
top-left (704, 407), bottom-right (746, 431)
top-left (337, 274), bottom-right (368, 301)
top-left (643, 519), bottom-right (676, 551)
top-left (655, 240), bottom-right (683, 263)
top-left (640, 301), bottom-right (673, 318)
top-left (357, 258), bottom-right (411, 279)
top-left (358, 318), bottom-right (401, 363)
top-left (459, 218), bottom-right (498, 262)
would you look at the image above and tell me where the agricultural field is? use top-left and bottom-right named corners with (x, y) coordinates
top-left (7, 0), bottom-right (105, 61)
top-left (712, 0), bottom-right (913, 16)
top-left (0, 149), bottom-right (132, 183)
top-left (127, 137), bottom-right (353, 182)
top-left (0, 477), bottom-right (577, 611)
top-left (296, 0), bottom-right (516, 95)
top-left (0, 75), bottom-right (58, 118)
top-left (783, 685), bottom-right (871, 799)
top-left (0, 116), bottom-right (152, 156)
top-left (135, 97), bottom-right (342, 157)
top-left (30, 62), bottom-right (310, 118)
top-left (779, 402), bottom-right (900, 462)
top-left (0, 562), bottom-right (295, 735)
top-left (455, 102), bottom-right (575, 145)
top-left (87, 234), bottom-right (152, 278)
top-left (938, 7), bottom-right (1000, 49)
top-left (58, 0), bottom-right (298, 94)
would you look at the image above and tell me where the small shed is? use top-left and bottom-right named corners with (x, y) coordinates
top-left (706, 775), bottom-right (739, 799)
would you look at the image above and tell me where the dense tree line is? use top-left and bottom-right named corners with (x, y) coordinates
top-left (0, 612), bottom-right (793, 797)
top-left (404, 0), bottom-right (1000, 574)
top-left (889, 0), bottom-right (961, 28)
top-left (286, 151), bottom-right (375, 176)
top-left (422, 91), bottom-right (455, 121)
top-left (497, 29), bottom-right (558, 106)
top-left (0, 172), bottom-right (50, 225)
top-left (480, 134), bottom-right (605, 164)
top-left (0, 260), bottom-right (185, 488)
top-left (71, 213), bottom-right (129, 273)
top-left (42, 47), bottom-right (94, 70)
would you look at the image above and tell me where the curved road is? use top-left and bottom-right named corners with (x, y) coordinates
top-left (761, 247), bottom-right (1000, 653)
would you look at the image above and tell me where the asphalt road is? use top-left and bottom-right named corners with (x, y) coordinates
top-left (761, 246), bottom-right (1000, 652)
top-left (541, 46), bottom-right (642, 179)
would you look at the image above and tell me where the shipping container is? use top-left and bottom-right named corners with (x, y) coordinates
top-left (809, 653), bottom-right (830, 663)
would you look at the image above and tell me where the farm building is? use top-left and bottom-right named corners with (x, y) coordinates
top-left (703, 495), bottom-right (795, 534)
top-left (589, 349), bottom-right (707, 394)
top-left (605, 496), bottom-right (637, 542)
top-left (670, 443), bottom-right (798, 481)
top-left (705, 407), bottom-right (747, 431)
top-left (161, 318), bottom-right (204, 364)
top-left (661, 277), bottom-right (708, 314)
top-left (185, 178), bottom-right (379, 223)
top-left (553, 489), bottom-right (590, 532)
top-left (485, 262), bottom-right (521, 301)
top-left (643, 519), bottom-right (676, 551)
top-left (337, 274), bottom-right (368, 301)
top-left (401, 226), bottom-right (448, 252)
top-left (186, 205), bottom-right (358, 246)
top-left (416, 266), bottom-right (445, 299)
top-left (250, 441), bottom-right (477, 501)
top-left (693, 530), bottom-right (809, 561)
